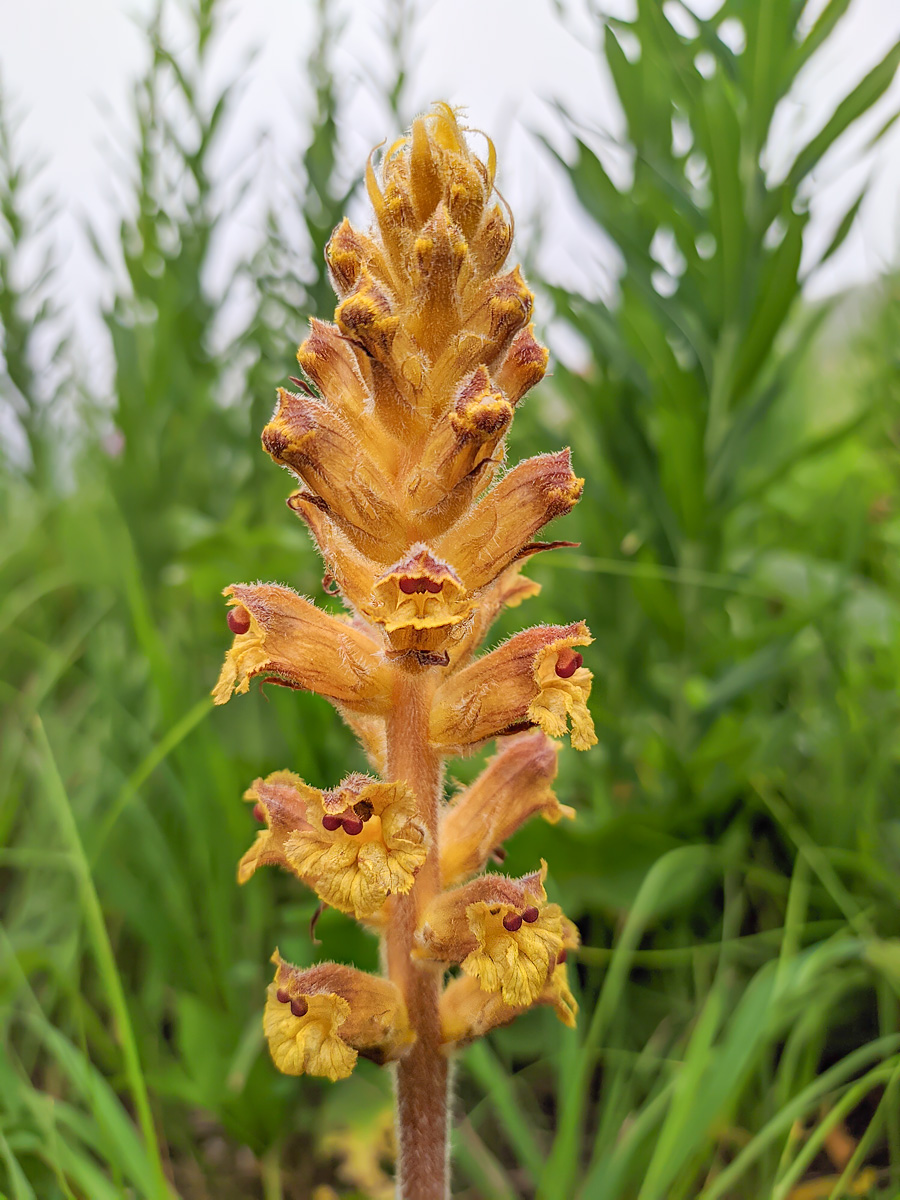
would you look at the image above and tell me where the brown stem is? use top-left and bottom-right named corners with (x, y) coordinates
top-left (385, 665), bottom-right (449, 1200)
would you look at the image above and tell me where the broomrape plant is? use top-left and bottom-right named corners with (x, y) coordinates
top-left (213, 103), bottom-right (595, 1199)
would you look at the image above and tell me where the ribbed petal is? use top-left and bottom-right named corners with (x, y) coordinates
top-left (440, 732), bottom-right (573, 886)
top-left (213, 583), bottom-right (389, 712)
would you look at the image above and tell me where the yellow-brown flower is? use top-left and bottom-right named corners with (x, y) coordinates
top-left (238, 770), bottom-right (314, 884)
top-left (214, 584), bottom-right (390, 713)
top-left (438, 907), bottom-right (580, 1046)
top-left (429, 622), bottom-right (597, 751)
top-left (362, 544), bottom-right (472, 657)
top-left (240, 771), bottom-right (427, 921)
top-left (415, 863), bottom-right (569, 1007)
top-left (439, 964), bottom-right (577, 1048)
top-left (265, 951), bottom-right (414, 1080)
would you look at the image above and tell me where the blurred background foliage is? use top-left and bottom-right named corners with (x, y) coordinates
top-left (2, 0), bottom-right (900, 1196)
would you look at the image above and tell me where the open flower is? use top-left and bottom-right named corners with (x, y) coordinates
top-left (240, 771), bottom-right (428, 920)
top-left (439, 905), bottom-right (579, 1046)
top-left (362, 544), bottom-right (473, 658)
top-left (286, 773), bottom-right (428, 919)
top-left (213, 583), bottom-right (390, 713)
top-left (238, 770), bottom-right (315, 884)
top-left (430, 621), bottom-right (597, 751)
top-left (440, 731), bottom-right (573, 886)
top-left (265, 951), bottom-right (414, 1080)
top-left (528, 629), bottom-right (597, 748)
top-left (416, 863), bottom-right (567, 1007)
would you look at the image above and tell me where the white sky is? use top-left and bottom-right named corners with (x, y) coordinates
top-left (1, 0), bottom-right (899, 389)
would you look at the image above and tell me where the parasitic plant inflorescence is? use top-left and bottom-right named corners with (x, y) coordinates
top-left (214, 103), bottom-right (596, 1200)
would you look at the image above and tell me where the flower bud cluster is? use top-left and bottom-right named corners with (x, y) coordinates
top-left (214, 104), bottom-right (596, 1082)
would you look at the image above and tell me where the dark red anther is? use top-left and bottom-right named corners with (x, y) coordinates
top-left (424, 579), bottom-right (443, 594)
top-left (557, 948), bottom-right (568, 965)
top-left (252, 803), bottom-right (266, 823)
top-left (322, 813), bottom-right (343, 832)
top-left (227, 605), bottom-right (251, 635)
top-left (522, 906), bottom-right (540, 923)
top-left (555, 649), bottom-right (583, 679)
top-left (502, 912), bottom-right (523, 932)
top-left (290, 997), bottom-right (309, 1019)
top-left (341, 814), bottom-right (364, 836)
top-left (398, 577), bottom-right (421, 594)
top-left (499, 721), bottom-right (536, 736)
top-left (276, 988), bottom-right (290, 1004)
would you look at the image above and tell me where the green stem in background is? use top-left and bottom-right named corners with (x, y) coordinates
top-left (384, 667), bottom-right (448, 1200)
top-left (31, 717), bottom-right (172, 1200)
top-left (260, 1145), bottom-right (284, 1200)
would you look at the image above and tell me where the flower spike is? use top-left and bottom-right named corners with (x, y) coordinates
top-left (216, 103), bottom-right (594, 1198)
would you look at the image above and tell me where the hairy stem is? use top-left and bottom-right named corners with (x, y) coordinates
top-left (385, 666), bottom-right (448, 1200)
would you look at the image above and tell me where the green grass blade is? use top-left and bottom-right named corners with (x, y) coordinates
top-left (30, 717), bottom-right (172, 1200)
